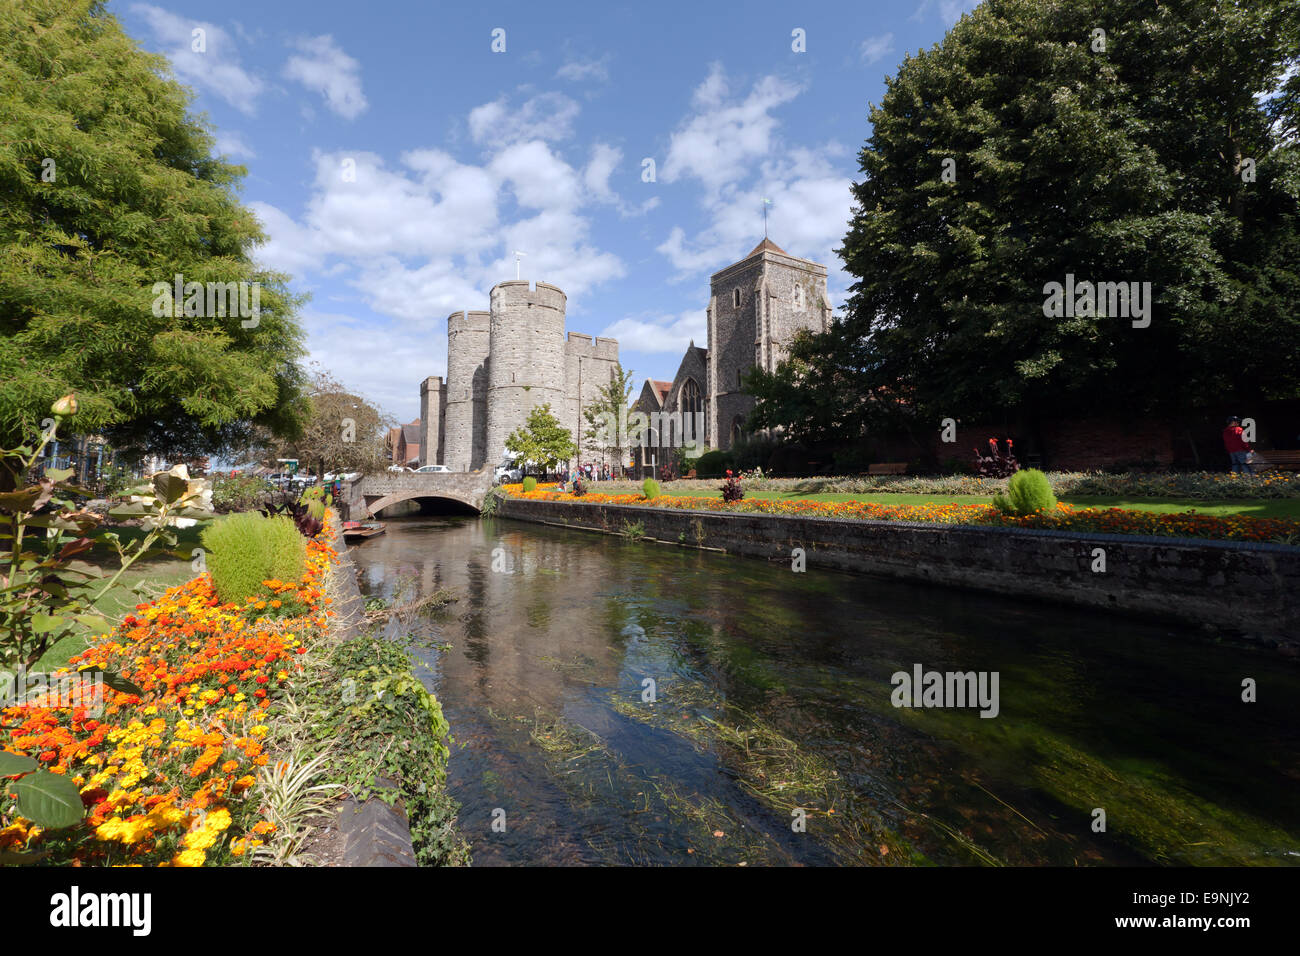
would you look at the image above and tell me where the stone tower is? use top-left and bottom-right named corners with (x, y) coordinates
top-left (443, 310), bottom-right (490, 471)
top-left (707, 239), bottom-right (831, 449)
top-left (484, 281), bottom-right (567, 469)
top-left (419, 376), bottom-right (446, 467)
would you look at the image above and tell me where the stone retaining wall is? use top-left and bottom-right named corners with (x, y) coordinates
top-left (497, 498), bottom-right (1300, 647)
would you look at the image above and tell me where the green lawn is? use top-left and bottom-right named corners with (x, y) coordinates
top-left (651, 488), bottom-right (1300, 519)
top-left (31, 525), bottom-right (201, 671)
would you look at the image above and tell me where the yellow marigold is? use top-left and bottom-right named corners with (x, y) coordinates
top-left (205, 808), bottom-right (232, 833)
top-left (182, 827), bottom-right (220, 851)
top-left (171, 848), bottom-right (206, 867)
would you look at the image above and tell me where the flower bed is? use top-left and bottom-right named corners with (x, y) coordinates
top-left (0, 518), bottom-right (339, 865)
top-left (501, 485), bottom-right (1300, 543)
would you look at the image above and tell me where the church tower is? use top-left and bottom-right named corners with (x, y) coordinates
top-left (706, 238), bottom-right (832, 449)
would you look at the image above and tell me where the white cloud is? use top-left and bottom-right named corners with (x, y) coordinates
top-left (301, 310), bottom-right (440, 421)
top-left (913, 0), bottom-right (981, 26)
top-left (468, 91), bottom-right (580, 146)
top-left (662, 64), bottom-right (802, 196)
top-left (557, 56), bottom-right (610, 83)
top-left (600, 310), bottom-right (707, 354)
top-left (283, 35), bottom-right (368, 119)
top-left (214, 130), bottom-right (256, 159)
top-left (655, 68), bottom-right (853, 283)
top-left (250, 135), bottom-right (625, 324)
top-left (860, 33), bottom-right (895, 65)
top-left (129, 4), bottom-right (263, 113)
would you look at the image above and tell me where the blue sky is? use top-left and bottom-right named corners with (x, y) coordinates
top-left (114, 0), bottom-right (980, 423)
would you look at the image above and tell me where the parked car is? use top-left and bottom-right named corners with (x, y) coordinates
top-left (413, 464), bottom-right (451, 473)
top-left (386, 464), bottom-right (411, 473)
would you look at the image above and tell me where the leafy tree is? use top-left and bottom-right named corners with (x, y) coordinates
top-left (750, 0), bottom-right (1300, 437)
top-left (582, 362), bottom-right (635, 467)
top-left (263, 367), bottom-right (392, 480)
top-left (0, 0), bottom-right (308, 474)
top-left (505, 404), bottom-right (577, 475)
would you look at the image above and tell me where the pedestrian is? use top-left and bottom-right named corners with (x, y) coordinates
top-left (1222, 415), bottom-right (1252, 474)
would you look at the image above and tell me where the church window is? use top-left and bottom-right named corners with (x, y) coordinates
top-left (733, 288), bottom-right (741, 308)
top-left (794, 285), bottom-right (805, 310)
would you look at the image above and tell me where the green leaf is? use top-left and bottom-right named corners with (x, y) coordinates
top-left (13, 771), bottom-right (86, 829)
top-left (108, 502), bottom-right (147, 518)
top-left (29, 613), bottom-right (69, 634)
top-left (44, 467), bottom-right (74, 482)
top-left (153, 472), bottom-right (189, 505)
top-left (85, 670), bottom-right (145, 697)
top-left (0, 751), bottom-right (39, 776)
top-left (73, 614), bottom-right (114, 636)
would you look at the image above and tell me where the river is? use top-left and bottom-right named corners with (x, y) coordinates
top-left (348, 513), bottom-right (1300, 866)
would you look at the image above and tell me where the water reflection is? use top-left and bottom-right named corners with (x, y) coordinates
top-left (351, 515), bottom-right (1300, 867)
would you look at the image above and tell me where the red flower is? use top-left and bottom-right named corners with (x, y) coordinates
top-left (255, 675), bottom-right (269, 684)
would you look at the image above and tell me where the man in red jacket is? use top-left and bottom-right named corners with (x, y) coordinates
top-left (1222, 415), bottom-right (1252, 474)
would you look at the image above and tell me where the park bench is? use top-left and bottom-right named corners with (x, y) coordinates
top-left (868, 462), bottom-right (908, 475)
top-left (1250, 450), bottom-right (1300, 473)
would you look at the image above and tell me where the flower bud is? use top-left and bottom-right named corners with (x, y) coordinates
top-left (51, 393), bottom-right (78, 417)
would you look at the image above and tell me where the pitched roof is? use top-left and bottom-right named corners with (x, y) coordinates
top-left (745, 237), bottom-right (788, 258)
top-left (652, 379), bottom-right (672, 402)
top-left (401, 422), bottom-right (421, 444)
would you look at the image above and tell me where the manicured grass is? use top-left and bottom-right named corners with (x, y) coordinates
top-left (651, 488), bottom-right (1300, 520)
top-left (31, 524), bottom-right (201, 670)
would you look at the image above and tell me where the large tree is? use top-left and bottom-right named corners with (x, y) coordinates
top-left (750, 0), bottom-right (1300, 440)
top-left (0, 0), bottom-right (308, 467)
top-left (505, 404), bottom-right (577, 475)
top-left (262, 367), bottom-right (392, 480)
top-left (582, 362), bottom-right (635, 467)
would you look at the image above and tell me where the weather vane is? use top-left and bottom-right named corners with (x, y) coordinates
top-left (513, 250), bottom-right (526, 280)
top-left (762, 197), bottom-right (773, 238)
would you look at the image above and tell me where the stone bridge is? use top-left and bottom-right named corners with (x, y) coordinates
top-left (342, 469), bottom-right (496, 518)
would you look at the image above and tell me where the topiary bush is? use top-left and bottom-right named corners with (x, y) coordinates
top-left (994, 467), bottom-right (1057, 515)
top-left (694, 450), bottom-right (732, 478)
top-left (642, 477), bottom-right (661, 500)
top-left (522, 476), bottom-right (537, 493)
top-left (200, 512), bottom-right (307, 606)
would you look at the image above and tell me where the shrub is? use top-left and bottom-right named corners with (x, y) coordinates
top-left (201, 512), bottom-right (307, 606)
top-left (522, 476), bottom-right (537, 493)
top-left (720, 469), bottom-right (745, 503)
top-left (974, 438), bottom-right (1019, 478)
top-left (695, 450), bottom-right (732, 478)
top-left (994, 468), bottom-right (1057, 515)
top-left (642, 478), bottom-right (661, 500)
top-left (212, 472), bottom-right (275, 513)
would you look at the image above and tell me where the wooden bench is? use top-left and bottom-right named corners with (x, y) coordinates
top-left (1250, 450), bottom-right (1300, 473)
top-left (868, 462), bottom-right (908, 475)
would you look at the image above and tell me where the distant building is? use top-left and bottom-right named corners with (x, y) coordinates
top-left (418, 280), bottom-right (619, 472)
top-left (386, 419), bottom-right (421, 468)
top-left (634, 239), bottom-right (832, 471)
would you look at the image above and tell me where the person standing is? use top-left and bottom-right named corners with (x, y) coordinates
top-left (1222, 415), bottom-right (1252, 474)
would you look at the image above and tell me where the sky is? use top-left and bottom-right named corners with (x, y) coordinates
top-left (113, 0), bottom-right (981, 423)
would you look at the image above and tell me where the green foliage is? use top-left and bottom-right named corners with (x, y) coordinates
top-left (994, 468), bottom-right (1058, 515)
top-left (621, 519), bottom-right (646, 540)
top-left (642, 478), bottom-right (660, 500)
top-left (200, 512), bottom-right (305, 606)
top-left (307, 633), bottom-right (467, 866)
top-left (522, 476), bottom-right (537, 493)
top-left (0, 0), bottom-right (309, 457)
top-left (212, 473), bottom-right (275, 513)
top-left (582, 362), bottom-right (636, 464)
top-left (504, 404), bottom-right (577, 473)
top-left (479, 487), bottom-right (501, 517)
top-left (694, 450), bottom-right (732, 478)
top-left (749, 0), bottom-right (1300, 436)
top-left (1, 406), bottom-right (215, 668)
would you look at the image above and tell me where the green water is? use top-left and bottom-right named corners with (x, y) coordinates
top-left (349, 514), bottom-right (1300, 866)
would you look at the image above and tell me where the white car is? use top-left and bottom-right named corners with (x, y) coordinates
top-left (386, 464), bottom-right (412, 473)
top-left (494, 464), bottom-right (523, 483)
top-left (413, 464), bottom-right (451, 473)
